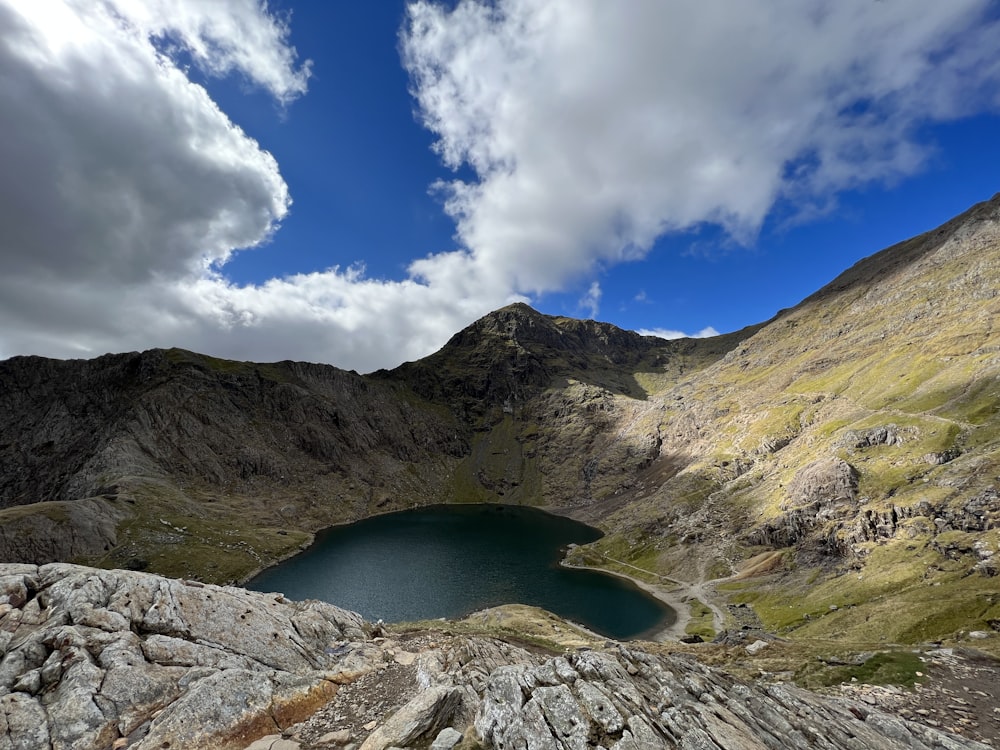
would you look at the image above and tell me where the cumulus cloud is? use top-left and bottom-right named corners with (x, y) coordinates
top-left (638, 327), bottom-right (721, 341)
top-left (403, 0), bottom-right (1000, 282)
top-left (2, 1), bottom-right (999, 371)
top-left (0, 0), bottom-right (305, 345)
top-left (0, 0), bottom-right (297, 282)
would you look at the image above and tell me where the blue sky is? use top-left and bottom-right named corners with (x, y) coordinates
top-left (220, 1), bottom-right (1000, 336)
top-left (1, 1), bottom-right (999, 370)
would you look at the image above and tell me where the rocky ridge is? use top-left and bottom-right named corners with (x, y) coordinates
top-left (0, 564), bottom-right (993, 750)
top-left (0, 349), bottom-right (466, 580)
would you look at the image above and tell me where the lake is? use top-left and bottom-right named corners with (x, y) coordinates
top-left (248, 504), bottom-right (675, 640)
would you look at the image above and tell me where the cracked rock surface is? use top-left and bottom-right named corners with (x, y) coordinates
top-left (0, 564), bottom-right (993, 750)
top-left (0, 563), bottom-right (375, 749)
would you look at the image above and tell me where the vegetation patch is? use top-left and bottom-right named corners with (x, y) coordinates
top-left (164, 348), bottom-right (294, 383)
top-left (442, 417), bottom-right (543, 506)
top-left (80, 502), bottom-right (312, 585)
top-left (720, 537), bottom-right (1000, 645)
top-left (685, 598), bottom-right (716, 640)
top-left (396, 604), bottom-right (601, 653)
top-left (794, 650), bottom-right (927, 690)
top-left (576, 532), bottom-right (664, 578)
top-left (0, 501), bottom-right (71, 523)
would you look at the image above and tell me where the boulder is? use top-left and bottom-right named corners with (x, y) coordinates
top-left (359, 687), bottom-right (461, 750)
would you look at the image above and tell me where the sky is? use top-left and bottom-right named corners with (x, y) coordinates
top-left (1, 1), bottom-right (999, 373)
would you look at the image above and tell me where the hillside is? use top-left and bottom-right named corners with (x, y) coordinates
top-left (565, 193), bottom-right (1000, 646)
top-left (0, 194), bottom-right (998, 652)
top-left (0, 350), bottom-right (466, 580)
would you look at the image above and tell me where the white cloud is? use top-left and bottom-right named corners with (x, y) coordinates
top-left (0, 0), bottom-right (298, 282)
top-left (579, 281), bottom-right (601, 319)
top-left (402, 0), bottom-right (1000, 282)
top-left (2, 1), bottom-right (1000, 372)
top-left (638, 327), bottom-right (720, 341)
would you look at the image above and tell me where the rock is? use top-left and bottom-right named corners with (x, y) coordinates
top-left (784, 457), bottom-right (859, 510)
top-left (246, 736), bottom-right (301, 750)
top-left (317, 729), bottom-right (353, 745)
top-left (745, 640), bottom-right (770, 655)
top-left (392, 651), bottom-right (416, 666)
top-left (0, 563), bottom-right (372, 750)
top-left (851, 426), bottom-right (905, 448)
top-left (0, 692), bottom-right (51, 749)
top-left (359, 686), bottom-right (461, 750)
top-left (968, 631), bottom-right (989, 640)
top-left (429, 727), bottom-right (463, 750)
top-left (472, 646), bottom-right (993, 750)
top-left (1, 563), bottom-right (995, 750)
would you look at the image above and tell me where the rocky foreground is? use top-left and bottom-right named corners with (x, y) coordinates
top-left (0, 564), bottom-right (993, 750)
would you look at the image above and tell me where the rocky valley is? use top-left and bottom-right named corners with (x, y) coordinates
top-left (1, 194), bottom-right (1000, 748)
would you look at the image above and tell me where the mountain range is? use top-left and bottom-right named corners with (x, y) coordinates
top-left (1, 193), bottom-right (999, 651)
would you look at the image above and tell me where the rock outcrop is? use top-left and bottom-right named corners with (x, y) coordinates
top-left (471, 649), bottom-right (988, 750)
top-left (0, 564), bottom-right (993, 750)
top-left (0, 563), bottom-right (373, 749)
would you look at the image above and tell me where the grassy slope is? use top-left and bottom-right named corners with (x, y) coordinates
top-left (566, 195), bottom-right (1000, 650)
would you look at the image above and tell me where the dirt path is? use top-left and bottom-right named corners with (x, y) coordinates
top-left (561, 553), bottom-right (729, 641)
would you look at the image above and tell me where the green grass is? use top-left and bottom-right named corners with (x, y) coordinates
top-left (395, 603), bottom-right (602, 653)
top-left (576, 532), bottom-right (664, 576)
top-left (163, 348), bottom-right (294, 383)
top-left (932, 374), bottom-right (1000, 425)
top-left (685, 598), bottom-right (716, 640)
top-left (734, 402), bottom-right (806, 453)
top-left (0, 501), bottom-right (71, 523)
top-left (76, 490), bottom-right (313, 585)
top-left (794, 650), bottom-right (927, 689)
top-left (720, 535), bottom-right (1000, 645)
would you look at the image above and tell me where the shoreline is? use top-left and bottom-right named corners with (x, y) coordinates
top-left (241, 502), bottom-right (705, 643)
top-left (560, 560), bottom-right (693, 641)
top-left (237, 530), bottom-right (317, 587)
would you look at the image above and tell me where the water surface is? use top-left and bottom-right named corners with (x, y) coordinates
top-left (249, 504), bottom-right (674, 639)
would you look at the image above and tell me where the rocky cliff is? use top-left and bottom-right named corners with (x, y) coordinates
top-left (0, 349), bottom-right (466, 580)
top-left (0, 563), bottom-right (993, 750)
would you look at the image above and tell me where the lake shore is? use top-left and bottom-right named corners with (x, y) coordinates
top-left (559, 560), bottom-right (692, 641)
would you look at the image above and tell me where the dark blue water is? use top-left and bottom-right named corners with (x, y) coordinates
top-left (248, 504), bottom-right (674, 640)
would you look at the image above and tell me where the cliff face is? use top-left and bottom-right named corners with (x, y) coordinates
top-left (0, 563), bottom-right (992, 750)
top-left (0, 195), bottom-right (999, 646)
top-left (0, 349), bottom-right (467, 509)
top-left (0, 349), bottom-right (466, 578)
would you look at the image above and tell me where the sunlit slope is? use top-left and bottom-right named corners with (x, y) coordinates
top-left (577, 193), bottom-right (1000, 644)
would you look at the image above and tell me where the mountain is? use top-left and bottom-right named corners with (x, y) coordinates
top-left (0, 350), bottom-right (466, 580)
top-left (1, 194), bottom-right (999, 653)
